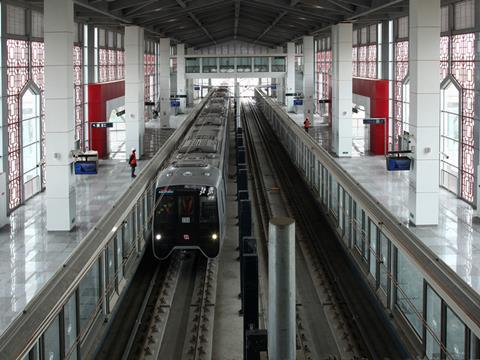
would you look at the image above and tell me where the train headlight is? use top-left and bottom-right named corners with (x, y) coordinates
top-left (155, 234), bottom-right (162, 240)
top-left (211, 233), bottom-right (218, 241)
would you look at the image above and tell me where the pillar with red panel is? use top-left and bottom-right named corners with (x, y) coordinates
top-left (352, 78), bottom-right (389, 155)
top-left (87, 80), bottom-right (125, 159)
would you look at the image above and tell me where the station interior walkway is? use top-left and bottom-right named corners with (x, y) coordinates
top-left (0, 113), bottom-right (189, 335)
top-left (286, 105), bottom-right (480, 295)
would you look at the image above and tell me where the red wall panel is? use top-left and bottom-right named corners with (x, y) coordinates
top-left (88, 80), bottom-right (125, 159)
top-left (352, 78), bottom-right (389, 155)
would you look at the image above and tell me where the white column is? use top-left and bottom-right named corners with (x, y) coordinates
top-left (286, 42), bottom-right (296, 111)
top-left (44, 0), bottom-right (76, 231)
top-left (331, 23), bottom-right (353, 157)
top-left (176, 44), bottom-right (186, 113)
top-left (303, 36), bottom-right (314, 120)
top-left (124, 26), bottom-right (145, 158)
top-left (186, 78), bottom-right (194, 106)
top-left (408, 0), bottom-right (440, 225)
top-left (159, 38), bottom-right (171, 127)
top-left (277, 77), bottom-right (285, 105)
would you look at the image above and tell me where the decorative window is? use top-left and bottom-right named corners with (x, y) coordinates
top-left (454, 0), bottom-right (474, 30)
top-left (7, 5), bottom-right (26, 36)
top-left (360, 27), bottom-right (367, 44)
top-left (352, 29), bottom-right (358, 46)
top-left (441, 6), bottom-right (449, 33)
top-left (31, 11), bottom-right (44, 38)
top-left (397, 17), bottom-right (408, 39)
top-left (352, 26), bottom-right (377, 79)
top-left (20, 84), bottom-right (42, 201)
top-left (369, 25), bottom-right (376, 43)
top-left (440, 80), bottom-right (461, 195)
top-left (392, 41), bottom-right (408, 148)
top-left (98, 29), bottom-right (106, 47)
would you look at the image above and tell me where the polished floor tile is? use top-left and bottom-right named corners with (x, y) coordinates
top-left (286, 111), bottom-right (480, 295)
top-left (0, 159), bottom-right (146, 335)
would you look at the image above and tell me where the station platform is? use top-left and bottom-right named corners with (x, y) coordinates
top-left (0, 113), bottom-right (190, 335)
top-left (285, 107), bottom-right (480, 295)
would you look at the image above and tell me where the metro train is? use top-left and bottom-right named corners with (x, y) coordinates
top-left (152, 88), bottom-right (230, 259)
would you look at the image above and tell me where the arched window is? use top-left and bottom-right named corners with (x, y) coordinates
top-left (20, 83), bottom-right (42, 200)
top-left (440, 79), bottom-right (461, 195)
top-left (402, 78), bottom-right (410, 134)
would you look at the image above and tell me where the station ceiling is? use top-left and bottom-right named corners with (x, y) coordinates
top-left (32, 0), bottom-right (410, 47)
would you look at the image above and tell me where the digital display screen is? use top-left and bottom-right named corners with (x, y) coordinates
top-left (293, 99), bottom-right (303, 106)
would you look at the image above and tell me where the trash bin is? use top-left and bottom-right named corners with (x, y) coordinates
top-left (386, 151), bottom-right (412, 171)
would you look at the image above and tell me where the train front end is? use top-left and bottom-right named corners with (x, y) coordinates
top-left (152, 184), bottom-right (220, 259)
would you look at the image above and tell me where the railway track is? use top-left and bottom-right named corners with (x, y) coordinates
top-left (242, 99), bottom-right (406, 359)
top-left (98, 251), bottom-right (218, 360)
top-left (127, 253), bottom-right (217, 360)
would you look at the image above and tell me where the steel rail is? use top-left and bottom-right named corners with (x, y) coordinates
top-left (244, 101), bottom-right (367, 358)
top-left (254, 88), bottom-right (480, 338)
top-left (0, 92), bottom-right (214, 359)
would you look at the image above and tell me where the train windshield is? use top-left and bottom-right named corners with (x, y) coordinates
top-left (156, 186), bottom-right (218, 224)
top-left (157, 194), bottom-right (175, 224)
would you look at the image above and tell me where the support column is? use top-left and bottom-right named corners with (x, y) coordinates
top-left (277, 77), bottom-right (285, 105)
top-left (303, 36), bottom-right (314, 120)
top-left (86, 25), bottom-right (96, 85)
top-left (331, 23), bottom-right (353, 157)
top-left (45, 0), bottom-right (76, 231)
top-left (381, 20), bottom-right (390, 81)
top-left (176, 44), bottom-right (186, 113)
top-left (286, 42), bottom-right (296, 111)
top-left (408, 0), bottom-right (440, 225)
top-left (186, 78), bottom-right (194, 106)
top-left (159, 38), bottom-right (171, 127)
top-left (125, 26), bottom-right (145, 158)
top-left (268, 217), bottom-right (295, 360)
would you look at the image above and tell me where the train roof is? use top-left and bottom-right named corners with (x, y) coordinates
top-left (156, 87), bottom-right (229, 189)
top-left (156, 164), bottom-right (220, 188)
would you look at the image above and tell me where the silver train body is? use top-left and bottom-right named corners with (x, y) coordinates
top-left (152, 88), bottom-right (230, 259)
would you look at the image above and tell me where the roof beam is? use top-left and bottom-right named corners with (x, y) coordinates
top-left (233, 0), bottom-right (240, 39)
top-left (254, 11), bottom-right (287, 43)
top-left (175, 0), bottom-right (216, 44)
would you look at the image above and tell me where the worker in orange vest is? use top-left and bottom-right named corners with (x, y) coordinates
top-left (129, 148), bottom-right (137, 178)
top-left (304, 110), bottom-right (311, 133)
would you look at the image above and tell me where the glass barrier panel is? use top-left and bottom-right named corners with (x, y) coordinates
top-left (123, 220), bottom-right (131, 257)
top-left (64, 294), bottom-right (78, 360)
top-left (361, 210), bottom-right (367, 260)
top-left (426, 285), bottom-right (442, 359)
top-left (79, 260), bottom-right (101, 333)
top-left (106, 240), bottom-right (115, 297)
top-left (338, 186), bottom-right (344, 232)
top-left (446, 307), bottom-right (466, 359)
top-left (368, 219), bottom-right (377, 278)
top-left (396, 251), bottom-right (423, 336)
top-left (345, 192), bottom-right (351, 243)
top-left (379, 232), bottom-right (389, 293)
top-left (23, 341), bottom-right (40, 360)
top-left (116, 228), bottom-right (123, 281)
top-left (43, 316), bottom-right (60, 360)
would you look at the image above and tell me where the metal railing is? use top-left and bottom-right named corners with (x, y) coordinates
top-left (0, 92), bottom-right (213, 359)
top-left (255, 88), bottom-right (480, 357)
